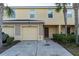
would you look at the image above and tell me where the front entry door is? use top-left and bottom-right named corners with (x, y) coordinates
top-left (67, 27), bottom-right (70, 34)
top-left (44, 27), bottom-right (49, 38)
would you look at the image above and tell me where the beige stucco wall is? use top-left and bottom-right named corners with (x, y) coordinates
top-left (2, 24), bottom-right (75, 39)
top-left (15, 8), bottom-right (65, 25)
top-left (45, 25), bottom-right (58, 38)
top-left (16, 9), bottom-right (30, 19)
top-left (2, 24), bottom-right (44, 40)
top-left (61, 26), bottom-right (75, 34)
top-left (4, 8), bottom-right (75, 25)
top-left (3, 7), bottom-right (75, 39)
top-left (2, 24), bottom-right (15, 37)
top-left (48, 25), bottom-right (75, 38)
top-left (70, 26), bottom-right (75, 33)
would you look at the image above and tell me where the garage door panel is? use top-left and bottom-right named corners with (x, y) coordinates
top-left (22, 26), bottom-right (38, 40)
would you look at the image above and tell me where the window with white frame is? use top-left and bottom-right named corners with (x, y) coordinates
top-left (67, 9), bottom-right (72, 18)
top-left (48, 9), bottom-right (53, 18)
top-left (30, 9), bottom-right (36, 18)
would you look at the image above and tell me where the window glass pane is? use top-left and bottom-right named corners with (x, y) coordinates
top-left (48, 9), bottom-right (53, 18)
top-left (48, 13), bottom-right (53, 18)
top-left (67, 9), bottom-right (72, 17)
top-left (30, 9), bottom-right (36, 18)
top-left (30, 14), bottom-right (35, 18)
top-left (13, 9), bottom-right (16, 18)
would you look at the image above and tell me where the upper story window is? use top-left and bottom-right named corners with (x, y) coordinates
top-left (30, 9), bottom-right (36, 18)
top-left (48, 9), bottom-right (53, 18)
top-left (67, 9), bottom-right (72, 18)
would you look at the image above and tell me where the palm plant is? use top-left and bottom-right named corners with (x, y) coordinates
top-left (55, 3), bottom-right (70, 36)
top-left (0, 3), bottom-right (14, 47)
top-left (73, 3), bottom-right (79, 45)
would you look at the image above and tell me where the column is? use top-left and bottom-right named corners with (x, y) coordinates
top-left (39, 24), bottom-right (44, 40)
top-left (15, 24), bottom-right (21, 40)
top-left (58, 25), bottom-right (61, 34)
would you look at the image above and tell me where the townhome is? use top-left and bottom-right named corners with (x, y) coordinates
top-left (2, 6), bottom-right (75, 40)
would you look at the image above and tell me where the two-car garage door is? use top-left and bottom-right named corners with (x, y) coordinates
top-left (22, 26), bottom-right (38, 40)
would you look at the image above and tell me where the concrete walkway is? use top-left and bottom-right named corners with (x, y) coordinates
top-left (0, 40), bottom-right (73, 56)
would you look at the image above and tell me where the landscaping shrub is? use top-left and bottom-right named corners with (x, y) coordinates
top-left (66, 34), bottom-right (76, 43)
top-left (2, 32), bottom-right (9, 43)
top-left (53, 34), bottom-right (65, 42)
top-left (2, 32), bottom-right (14, 45)
top-left (6, 37), bottom-right (14, 45)
top-left (52, 34), bottom-right (76, 43)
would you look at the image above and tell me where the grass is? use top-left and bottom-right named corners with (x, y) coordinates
top-left (57, 42), bottom-right (79, 56)
top-left (0, 40), bottom-right (20, 54)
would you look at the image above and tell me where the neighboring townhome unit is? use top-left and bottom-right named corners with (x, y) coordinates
top-left (2, 6), bottom-right (75, 40)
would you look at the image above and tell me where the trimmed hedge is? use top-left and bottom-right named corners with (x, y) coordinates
top-left (6, 37), bottom-right (14, 45)
top-left (52, 34), bottom-right (76, 43)
top-left (2, 32), bottom-right (9, 43)
top-left (2, 32), bottom-right (14, 45)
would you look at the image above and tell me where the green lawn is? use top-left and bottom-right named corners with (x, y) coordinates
top-left (59, 42), bottom-right (79, 56)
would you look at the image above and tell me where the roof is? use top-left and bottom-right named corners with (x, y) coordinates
top-left (9, 6), bottom-right (73, 9)
top-left (3, 19), bottom-right (44, 24)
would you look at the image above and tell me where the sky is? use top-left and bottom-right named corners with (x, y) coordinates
top-left (1, 0), bottom-right (55, 6)
top-left (4, 3), bottom-right (55, 6)
top-left (0, 0), bottom-right (78, 6)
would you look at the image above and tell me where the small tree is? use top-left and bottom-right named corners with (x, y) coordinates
top-left (55, 3), bottom-right (70, 36)
top-left (0, 3), bottom-right (14, 47)
top-left (73, 3), bottom-right (79, 45)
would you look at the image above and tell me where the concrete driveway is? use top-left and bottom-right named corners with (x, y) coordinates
top-left (0, 40), bottom-right (73, 56)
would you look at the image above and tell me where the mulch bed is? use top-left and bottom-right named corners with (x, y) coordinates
top-left (54, 41), bottom-right (79, 56)
top-left (60, 43), bottom-right (79, 56)
top-left (0, 40), bottom-right (20, 54)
